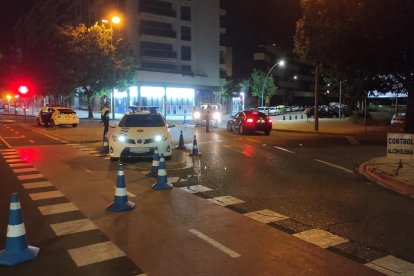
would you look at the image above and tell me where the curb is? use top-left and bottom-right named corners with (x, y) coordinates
top-left (359, 162), bottom-right (414, 199)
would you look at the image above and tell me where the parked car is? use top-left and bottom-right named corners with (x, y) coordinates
top-left (35, 106), bottom-right (79, 127)
top-left (226, 110), bottom-right (272, 135)
top-left (391, 113), bottom-right (405, 126)
top-left (309, 105), bottom-right (339, 118)
top-left (108, 111), bottom-right (175, 161)
top-left (256, 106), bottom-right (282, 116)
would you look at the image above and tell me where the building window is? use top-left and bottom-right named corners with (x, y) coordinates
top-left (181, 6), bottom-right (191, 21)
top-left (181, 26), bottom-right (191, 41)
top-left (181, 46), bottom-right (191, 61)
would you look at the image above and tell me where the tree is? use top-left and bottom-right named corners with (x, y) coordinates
top-left (250, 69), bottom-right (277, 106)
top-left (220, 79), bottom-right (241, 99)
top-left (294, 0), bottom-right (414, 133)
top-left (57, 23), bottom-right (135, 118)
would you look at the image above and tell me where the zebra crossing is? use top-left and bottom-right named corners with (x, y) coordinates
top-left (0, 148), bottom-right (143, 275)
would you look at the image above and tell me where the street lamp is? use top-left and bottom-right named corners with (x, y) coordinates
top-left (283, 75), bottom-right (298, 106)
top-left (6, 94), bottom-right (11, 113)
top-left (102, 15), bottom-right (122, 119)
top-left (260, 59), bottom-right (285, 107)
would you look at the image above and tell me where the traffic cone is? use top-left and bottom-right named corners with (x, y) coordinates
top-left (107, 163), bottom-right (135, 212)
top-left (147, 146), bottom-right (160, 178)
top-left (100, 133), bottom-right (109, 154)
top-left (152, 154), bottom-right (173, 190)
top-left (189, 135), bottom-right (201, 156)
top-left (176, 130), bottom-right (186, 150)
top-left (0, 193), bottom-right (39, 266)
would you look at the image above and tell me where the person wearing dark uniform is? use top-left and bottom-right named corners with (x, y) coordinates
top-left (101, 102), bottom-right (110, 139)
top-left (205, 105), bottom-right (212, 133)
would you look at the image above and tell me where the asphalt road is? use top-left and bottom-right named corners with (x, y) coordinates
top-left (1, 115), bottom-right (414, 275)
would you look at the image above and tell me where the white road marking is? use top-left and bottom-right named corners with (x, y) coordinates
top-left (345, 136), bottom-right (361, 145)
top-left (246, 138), bottom-right (260, 143)
top-left (38, 202), bottom-right (79, 215)
top-left (208, 195), bottom-right (245, 206)
top-left (0, 136), bottom-right (12, 148)
top-left (23, 181), bottom-right (53, 189)
top-left (13, 167), bottom-right (38, 174)
top-left (1, 151), bottom-right (18, 155)
top-left (29, 140), bottom-right (35, 143)
top-left (315, 159), bottom-right (354, 174)
top-left (9, 162), bottom-right (32, 168)
top-left (293, 229), bottom-right (349, 249)
top-left (274, 146), bottom-right (295, 153)
top-left (31, 129), bottom-right (61, 141)
top-left (188, 229), bottom-right (241, 258)
top-left (67, 241), bottom-right (126, 267)
top-left (0, 149), bottom-right (16, 152)
top-left (366, 255), bottom-right (414, 275)
top-left (5, 158), bottom-right (24, 163)
top-left (17, 174), bottom-right (45, 180)
top-left (3, 154), bottom-right (21, 159)
top-left (244, 209), bottom-right (289, 224)
top-left (29, 191), bottom-right (64, 200)
top-left (180, 185), bottom-right (212, 194)
top-left (50, 219), bottom-right (97, 236)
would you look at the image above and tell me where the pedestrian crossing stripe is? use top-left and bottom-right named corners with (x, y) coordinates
top-left (13, 167), bottom-right (38, 174)
top-left (67, 241), bottom-right (126, 267)
top-left (1, 151), bottom-right (18, 155)
top-left (244, 209), bottom-right (289, 224)
top-left (366, 255), bottom-right (414, 275)
top-left (9, 162), bottom-right (32, 168)
top-left (50, 219), bottom-right (97, 236)
top-left (2, 154), bottom-right (21, 159)
top-left (180, 185), bottom-right (212, 193)
top-left (5, 158), bottom-right (24, 163)
top-left (17, 173), bottom-right (45, 180)
top-left (38, 202), bottom-right (79, 215)
top-left (208, 195), bottom-right (245, 206)
top-left (23, 181), bottom-right (54, 189)
top-left (29, 190), bottom-right (65, 200)
top-left (0, 149), bottom-right (16, 152)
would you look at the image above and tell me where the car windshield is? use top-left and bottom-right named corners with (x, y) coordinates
top-left (119, 114), bottom-right (165, 127)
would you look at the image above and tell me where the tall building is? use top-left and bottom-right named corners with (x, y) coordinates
top-left (14, 0), bottom-right (227, 116)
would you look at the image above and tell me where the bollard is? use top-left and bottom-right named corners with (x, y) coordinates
top-left (289, 115), bottom-right (292, 120)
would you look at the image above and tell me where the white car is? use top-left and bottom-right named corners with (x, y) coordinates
top-left (35, 106), bottom-right (79, 127)
top-left (108, 112), bottom-right (175, 161)
top-left (391, 113), bottom-right (405, 126)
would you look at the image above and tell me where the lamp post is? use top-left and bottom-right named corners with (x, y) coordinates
top-left (260, 59), bottom-right (285, 107)
top-left (102, 15), bottom-right (121, 119)
top-left (283, 75), bottom-right (298, 106)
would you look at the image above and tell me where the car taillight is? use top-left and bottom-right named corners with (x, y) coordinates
top-left (266, 118), bottom-right (272, 123)
top-left (246, 118), bottom-right (254, 123)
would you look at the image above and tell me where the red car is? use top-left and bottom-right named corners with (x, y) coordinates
top-left (226, 110), bottom-right (272, 135)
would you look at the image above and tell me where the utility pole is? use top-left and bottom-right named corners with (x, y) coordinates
top-left (314, 66), bottom-right (319, 131)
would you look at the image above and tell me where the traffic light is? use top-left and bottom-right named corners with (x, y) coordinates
top-left (18, 85), bottom-right (29, 95)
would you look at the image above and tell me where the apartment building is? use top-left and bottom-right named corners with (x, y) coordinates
top-left (14, 0), bottom-right (227, 116)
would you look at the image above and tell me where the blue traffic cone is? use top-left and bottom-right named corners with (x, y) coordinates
top-left (189, 135), bottom-right (201, 156)
top-left (107, 163), bottom-right (135, 212)
top-left (147, 146), bottom-right (160, 178)
top-left (100, 133), bottom-right (109, 154)
top-left (176, 130), bottom-right (186, 150)
top-left (0, 193), bottom-right (39, 266)
top-left (152, 154), bottom-right (173, 190)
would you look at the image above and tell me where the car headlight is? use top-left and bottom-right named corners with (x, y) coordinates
top-left (194, 111), bottom-right (201, 119)
top-left (154, 134), bottom-right (168, 142)
top-left (213, 112), bottom-right (221, 120)
top-left (113, 135), bottom-right (126, 142)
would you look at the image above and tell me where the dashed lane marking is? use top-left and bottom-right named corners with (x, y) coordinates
top-left (274, 146), bottom-right (295, 153)
top-left (17, 173), bottom-right (45, 181)
top-left (315, 159), bottom-right (354, 174)
top-left (29, 190), bottom-right (65, 201)
top-left (38, 202), bottom-right (79, 215)
top-left (13, 167), bottom-right (38, 173)
top-left (293, 229), bottom-right (349, 249)
top-left (365, 255), bottom-right (414, 275)
top-left (50, 218), bottom-right (97, 236)
top-left (345, 136), bottom-right (361, 145)
top-left (208, 195), bottom-right (245, 206)
top-left (23, 181), bottom-right (54, 189)
top-left (188, 229), bottom-right (241, 258)
top-left (244, 209), bottom-right (290, 224)
top-left (67, 241), bottom-right (126, 267)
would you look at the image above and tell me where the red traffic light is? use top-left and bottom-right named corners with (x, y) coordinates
top-left (18, 85), bottom-right (29, 94)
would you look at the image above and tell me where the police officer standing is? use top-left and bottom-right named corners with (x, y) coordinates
top-left (205, 105), bottom-right (212, 133)
top-left (101, 102), bottom-right (110, 139)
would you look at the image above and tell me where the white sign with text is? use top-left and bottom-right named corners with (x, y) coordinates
top-left (387, 133), bottom-right (414, 159)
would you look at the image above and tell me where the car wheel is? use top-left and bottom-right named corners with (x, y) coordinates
top-left (227, 123), bottom-right (233, 132)
top-left (50, 120), bottom-right (56, 128)
top-left (72, 124), bottom-right (78, 128)
top-left (265, 130), bottom-right (271, 135)
top-left (239, 124), bottom-right (245, 134)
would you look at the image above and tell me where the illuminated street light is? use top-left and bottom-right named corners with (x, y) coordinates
top-left (260, 59), bottom-right (286, 107)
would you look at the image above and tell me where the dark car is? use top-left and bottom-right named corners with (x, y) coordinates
top-left (226, 110), bottom-right (272, 135)
top-left (309, 105), bottom-right (339, 118)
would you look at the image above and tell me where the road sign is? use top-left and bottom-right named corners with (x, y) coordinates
top-left (387, 133), bottom-right (414, 159)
